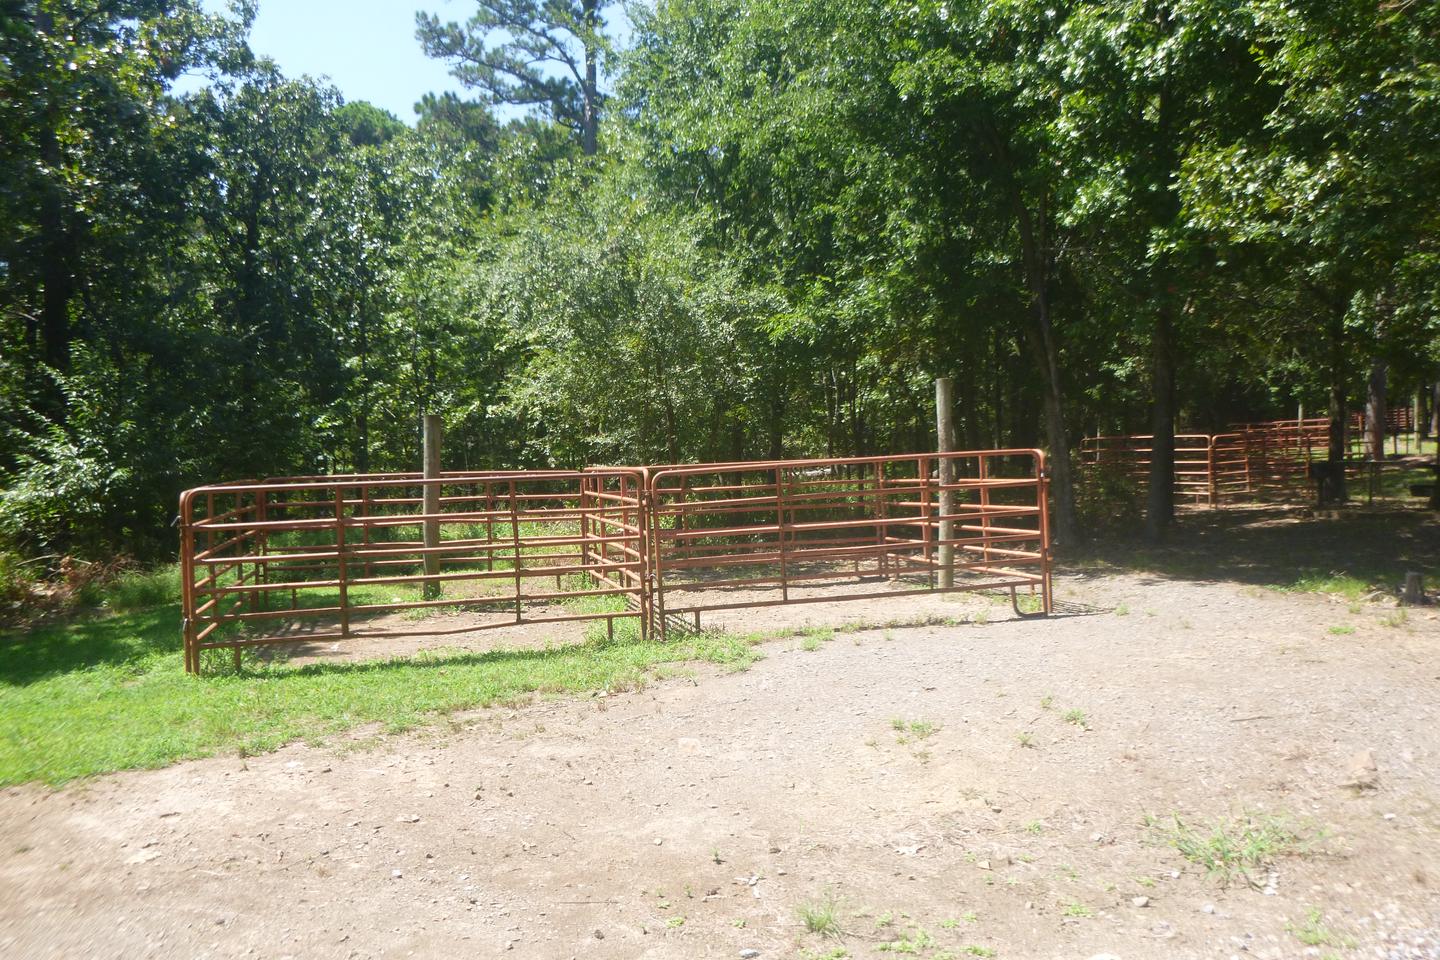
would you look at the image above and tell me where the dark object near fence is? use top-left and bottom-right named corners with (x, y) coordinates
top-left (1308, 461), bottom-right (1348, 506)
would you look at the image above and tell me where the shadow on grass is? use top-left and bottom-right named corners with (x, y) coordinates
top-left (1071, 501), bottom-right (1438, 594)
top-left (0, 607), bottom-right (177, 687)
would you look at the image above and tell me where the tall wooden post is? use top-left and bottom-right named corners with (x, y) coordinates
top-left (423, 413), bottom-right (443, 600)
top-left (936, 377), bottom-right (955, 589)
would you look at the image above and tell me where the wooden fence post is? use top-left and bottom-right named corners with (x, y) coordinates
top-left (936, 377), bottom-right (955, 589)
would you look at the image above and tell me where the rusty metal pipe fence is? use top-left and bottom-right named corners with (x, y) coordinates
top-left (1080, 418), bottom-right (1375, 506)
top-left (180, 451), bottom-right (1053, 672)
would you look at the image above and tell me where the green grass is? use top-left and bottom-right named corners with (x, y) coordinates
top-left (797, 895), bottom-right (842, 937)
top-left (1281, 572), bottom-right (1371, 601)
top-left (1288, 907), bottom-right (1354, 949)
top-left (1148, 812), bottom-right (1317, 886)
top-left (0, 575), bottom-right (763, 786)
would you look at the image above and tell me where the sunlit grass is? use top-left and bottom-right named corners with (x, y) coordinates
top-left (0, 575), bottom-right (757, 786)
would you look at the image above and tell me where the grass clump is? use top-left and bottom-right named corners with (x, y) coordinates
top-left (797, 894), bottom-right (843, 937)
top-left (1149, 812), bottom-right (1317, 887)
top-left (1287, 907), bottom-right (1354, 949)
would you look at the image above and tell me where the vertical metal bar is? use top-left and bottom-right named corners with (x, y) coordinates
top-left (335, 488), bottom-right (350, 639)
top-left (776, 466), bottom-right (789, 602)
top-left (180, 493), bottom-right (197, 674)
top-left (360, 484), bottom-right (373, 579)
top-left (509, 478), bottom-right (523, 624)
top-left (920, 455), bottom-right (933, 587)
top-left (978, 453), bottom-right (992, 571)
top-left (876, 461), bottom-right (890, 579)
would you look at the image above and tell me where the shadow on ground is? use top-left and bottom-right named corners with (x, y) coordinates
top-left (1070, 501), bottom-right (1438, 594)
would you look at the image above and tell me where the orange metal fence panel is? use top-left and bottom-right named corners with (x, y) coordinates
top-left (179, 469), bottom-right (648, 673)
top-left (642, 450), bottom-right (1052, 638)
top-left (180, 453), bottom-right (1053, 672)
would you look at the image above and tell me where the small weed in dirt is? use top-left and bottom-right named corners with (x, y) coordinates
top-left (1381, 609), bottom-right (1409, 628)
top-left (801, 636), bottom-right (822, 652)
top-left (939, 918), bottom-right (959, 929)
top-left (877, 928), bottom-right (936, 954)
top-left (1062, 709), bottom-right (1088, 729)
top-left (1015, 731), bottom-right (1034, 748)
top-left (1039, 694), bottom-right (1054, 710)
top-left (665, 916), bottom-right (685, 928)
top-left (1024, 820), bottom-right (1043, 835)
top-left (798, 895), bottom-right (843, 937)
top-left (875, 911), bottom-right (895, 928)
top-left (1114, 603), bottom-right (1130, 616)
top-left (1327, 624), bottom-right (1356, 635)
top-left (893, 719), bottom-right (939, 744)
top-left (801, 950), bottom-right (849, 960)
top-left (1150, 812), bottom-right (1316, 886)
top-left (961, 947), bottom-right (996, 958)
top-left (1061, 901), bottom-right (1093, 919)
top-left (1287, 907), bottom-right (1354, 949)
top-left (732, 918), bottom-right (747, 928)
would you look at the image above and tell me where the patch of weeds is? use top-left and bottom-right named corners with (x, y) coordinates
top-left (962, 948), bottom-right (997, 958)
top-left (1151, 812), bottom-right (1317, 887)
top-left (877, 928), bottom-right (936, 954)
top-left (801, 636), bottom-right (822, 652)
top-left (798, 895), bottom-right (842, 937)
top-left (1113, 602), bottom-right (1130, 616)
top-left (875, 911), bottom-right (895, 929)
top-left (1015, 731), bottom-right (1034, 748)
top-left (893, 719), bottom-right (939, 744)
top-left (1039, 694), bottom-right (1054, 710)
top-left (1281, 572), bottom-right (1370, 601)
top-left (972, 609), bottom-right (990, 625)
top-left (1062, 709), bottom-right (1088, 729)
top-left (1381, 609), bottom-right (1409, 628)
top-left (1060, 901), bottom-right (1093, 919)
top-left (1024, 820), bottom-right (1043, 835)
top-left (665, 916), bottom-right (685, 928)
top-left (801, 950), bottom-right (850, 960)
top-left (1287, 907), bottom-right (1354, 949)
top-left (1134, 875), bottom-right (1156, 888)
top-left (939, 918), bottom-right (960, 929)
top-left (732, 918), bottom-right (747, 928)
top-left (1014, 592), bottom-right (1043, 614)
top-left (961, 911), bottom-right (978, 923)
top-left (1327, 625), bottom-right (1356, 635)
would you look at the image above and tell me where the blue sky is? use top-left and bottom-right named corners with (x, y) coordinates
top-left (183, 1), bottom-right (631, 124)
top-left (192, 1), bottom-right (477, 122)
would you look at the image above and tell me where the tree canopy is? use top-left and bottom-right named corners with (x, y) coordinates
top-left (0, 0), bottom-right (1436, 563)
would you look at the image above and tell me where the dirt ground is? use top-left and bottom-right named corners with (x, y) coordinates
top-left (3, 508), bottom-right (1440, 959)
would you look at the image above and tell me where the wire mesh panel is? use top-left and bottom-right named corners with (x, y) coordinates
top-left (644, 450), bottom-right (1051, 638)
top-left (178, 470), bottom-right (647, 673)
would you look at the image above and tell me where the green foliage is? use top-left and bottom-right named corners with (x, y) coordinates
top-left (1, 0), bottom-right (1437, 584)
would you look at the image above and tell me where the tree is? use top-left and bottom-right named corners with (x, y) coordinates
top-left (416, 0), bottom-right (612, 154)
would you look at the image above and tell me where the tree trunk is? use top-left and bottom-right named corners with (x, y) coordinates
top-left (38, 109), bottom-right (73, 374)
top-left (1145, 303), bottom-right (1176, 542)
top-left (581, 0), bottom-right (599, 155)
top-left (1365, 359), bottom-right (1386, 461)
top-left (1325, 304), bottom-right (1349, 502)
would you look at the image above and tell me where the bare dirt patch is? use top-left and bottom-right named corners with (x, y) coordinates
top-left (3, 546), bottom-right (1439, 959)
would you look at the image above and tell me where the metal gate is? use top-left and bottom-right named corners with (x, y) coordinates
top-left (180, 452), bottom-right (1052, 671)
top-left (641, 450), bottom-right (1052, 637)
top-left (179, 469), bottom-right (648, 673)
